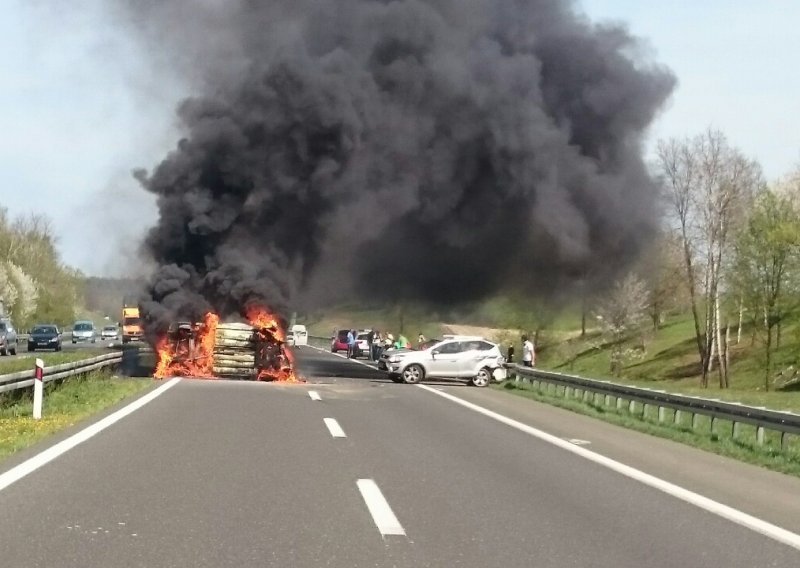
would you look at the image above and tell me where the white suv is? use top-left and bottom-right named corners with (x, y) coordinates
top-left (378, 336), bottom-right (506, 387)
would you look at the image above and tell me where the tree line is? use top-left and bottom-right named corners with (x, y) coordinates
top-left (0, 209), bottom-right (81, 328)
top-left (595, 129), bottom-right (800, 390)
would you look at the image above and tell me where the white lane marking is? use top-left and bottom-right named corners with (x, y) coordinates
top-left (568, 438), bottom-right (592, 446)
top-left (308, 391), bottom-right (322, 401)
top-left (357, 479), bottom-right (406, 536)
top-left (0, 378), bottom-right (182, 493)
top-left (307, 346), bottom-right (378, 370)
top-left (324, 418), bottom-right (347, 438)
top-left (417, 384), bottom-right (800, 552)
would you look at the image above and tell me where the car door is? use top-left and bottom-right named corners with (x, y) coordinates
top-left (427, 341), bottom-right (465, 377)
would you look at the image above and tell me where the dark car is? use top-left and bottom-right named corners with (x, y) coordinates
top-left (28, 325), bottom-right (62, 352)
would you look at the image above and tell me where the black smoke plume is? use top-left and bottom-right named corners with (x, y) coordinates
top-left (129, 0), bottom-right (675, 329)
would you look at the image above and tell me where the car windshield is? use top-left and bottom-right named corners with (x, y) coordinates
top-left (33, 326), bottom-right (56, 334)
top-left (124, 317), bottom-right (141, 326)
top-left (74, 323), bottom-right (93, 331)
top-left (104, 326), bottom-right (117, 331)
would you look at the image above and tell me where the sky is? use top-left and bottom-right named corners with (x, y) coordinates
top-left (1, 0), bottom-right (798, 276)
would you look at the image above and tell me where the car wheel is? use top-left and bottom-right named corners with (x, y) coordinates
top-left (0, 346), bottom-right (6, 356)
top-left (388, 374), bottom-right (404, 383)
top-left (10, 344), bottom-right (16, 356)
top-left (28, 344), bottom-right (35, 352)
top-left (470, 367), bottom-right (493, 388)
top-left (402, 364), bottom-right (425, 384)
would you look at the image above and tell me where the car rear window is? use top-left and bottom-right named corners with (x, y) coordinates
top-left (337, 330), bottom-right (350, 340)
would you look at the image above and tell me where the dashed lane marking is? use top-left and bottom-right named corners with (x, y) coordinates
top-left (324, 418), bottom-right (347, 438)
top-left (357, 479), bottom-right (406, 536)
top-left (309, 391), bottom-right (322, 401)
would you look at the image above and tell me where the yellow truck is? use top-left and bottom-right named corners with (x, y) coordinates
top-left (122, 305), bottom-right (143, 343)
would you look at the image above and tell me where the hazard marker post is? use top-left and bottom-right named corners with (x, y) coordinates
top-left (33, 358), bottom-right (44, 419)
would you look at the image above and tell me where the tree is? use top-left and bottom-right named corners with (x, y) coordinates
top-left (657, 130), bottom-right (761, 387)
top-left (732, 190), bottom-right (800, 391)
top-left (594, 273), bottom-right (649, 376)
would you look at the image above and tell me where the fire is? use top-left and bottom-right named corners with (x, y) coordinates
top-left (154, 312), bottom-right (220, 379)
top-left (246, 306), bottom-right (300, 383)
top-left (152, 307), bottom-right (299, 382)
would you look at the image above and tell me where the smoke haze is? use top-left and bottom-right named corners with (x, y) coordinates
top-left (123, 0), bottom-right (675, 327)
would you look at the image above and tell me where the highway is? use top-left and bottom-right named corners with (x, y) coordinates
top-left (0, 347), bottom-right (798, 566)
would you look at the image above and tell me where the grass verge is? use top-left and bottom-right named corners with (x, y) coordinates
top-left (0, 370), bottom-right (153, 462)
top-left (496, 380), bottom-right (800, 478)
top-left (0, 350), bottom-right (110, 375)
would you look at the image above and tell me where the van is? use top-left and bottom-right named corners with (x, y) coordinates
top-left (291, 324), bottom-right (308, 347)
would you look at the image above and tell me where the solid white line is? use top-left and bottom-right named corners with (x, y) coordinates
top-left (417, 384), bottom-right (800, 552)
top-left (0, 378), bottom-right (182, 493)
top-left (308, 391), bottom-right (322, 401)
top-left (307, 345), bottom-right (378, 370)
top-left (357, 479), bottom-right (406, 536)
top-left (324, 418), bottom-right (347, 438)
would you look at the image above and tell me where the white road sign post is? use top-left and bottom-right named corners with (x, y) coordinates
top-left (33, 358), bottom-right (44, 419)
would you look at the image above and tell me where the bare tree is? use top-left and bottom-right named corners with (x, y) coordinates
top-left (658, 129), bottom-right (761, 387)
top-left (594, 273), bottom-right (650, 376)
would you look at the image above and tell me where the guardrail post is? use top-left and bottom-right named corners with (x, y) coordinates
top-left (658, 407), bottom-right (666, 423)
top-left (710, 416), bottom-right (716, 434)
top-left (756, 426), bottom-right (765, 445)
top-left (628, 400), bottom-right (636, 414)
top-left (781, 432), bottom-right (788, 451)
top-left (691, 413), bottom-right (698, 429)
top-left (732, 421), bottom-right (739, 439)
top-left (616, 397), bottom-right (623, 410)
top-left (675, 410), bottom-right (682, 425)
top-left (33, 358), bottom-right (44, 420)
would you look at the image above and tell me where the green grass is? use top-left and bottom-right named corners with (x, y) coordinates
top-left (0, 350), bottom-right (106, 376)
top-left (0, 370), bottom-right (153, 461)
top-left (498, 380), bottom-right (800, 478)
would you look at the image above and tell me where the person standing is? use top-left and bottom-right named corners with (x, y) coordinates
top-left (367, 329), bottom-right (375, 359)
top-left (522, 334), bottom-right (535, 367)
top-left (347, 329), bottom-right (356, 359)
top-left (417, 332), bottom-right (426, 348)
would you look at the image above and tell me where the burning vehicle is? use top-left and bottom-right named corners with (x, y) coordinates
top-left (153, 309), bottom-right (297, 382)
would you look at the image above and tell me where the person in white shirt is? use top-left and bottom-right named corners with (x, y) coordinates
top-left (522, 334), bottom-right (535, 367)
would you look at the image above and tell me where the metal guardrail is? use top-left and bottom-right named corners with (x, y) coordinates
top-left (0, 352), bottom-right (123, 394)
top-left (510, 365), bottom-right (800, 450)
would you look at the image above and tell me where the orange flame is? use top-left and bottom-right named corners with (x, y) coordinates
top-left (245, 306), bottom-right (300, 383)
top-left (154, 312), bottom-right (220, 379)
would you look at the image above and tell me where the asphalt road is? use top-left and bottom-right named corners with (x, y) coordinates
top-left (0, 347), bottom-right (798, 566)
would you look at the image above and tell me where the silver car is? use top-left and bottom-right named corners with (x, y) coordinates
top-left (378, 336), bottom-right (506, 387)
top-left (72, 321), bottom-right (97, 344)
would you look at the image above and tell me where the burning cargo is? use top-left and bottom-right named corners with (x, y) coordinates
top-left (153, 309), bottom-right (297, 382)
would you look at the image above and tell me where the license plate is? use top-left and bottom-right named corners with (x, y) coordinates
top-left (38, 342), bottom-right (49, 346)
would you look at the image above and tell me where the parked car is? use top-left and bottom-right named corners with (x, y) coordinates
top-left (378, 335), bottom-right (506, 387)
top-left (0, 319), bottom-right (19, 356)
top-left (331, 329), bottom-right (351, 353)
top-left (72, 321), bottom-right (96, 344)
top-left (355, 331), bottom-right (372, 359)
top-left (28, 324), bottom-right (62, 352)
top-left (101, 325), bottom-right (119, 341)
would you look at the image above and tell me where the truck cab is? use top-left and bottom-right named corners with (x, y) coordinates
top-left (122, 306), bottom-right (143, 343)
